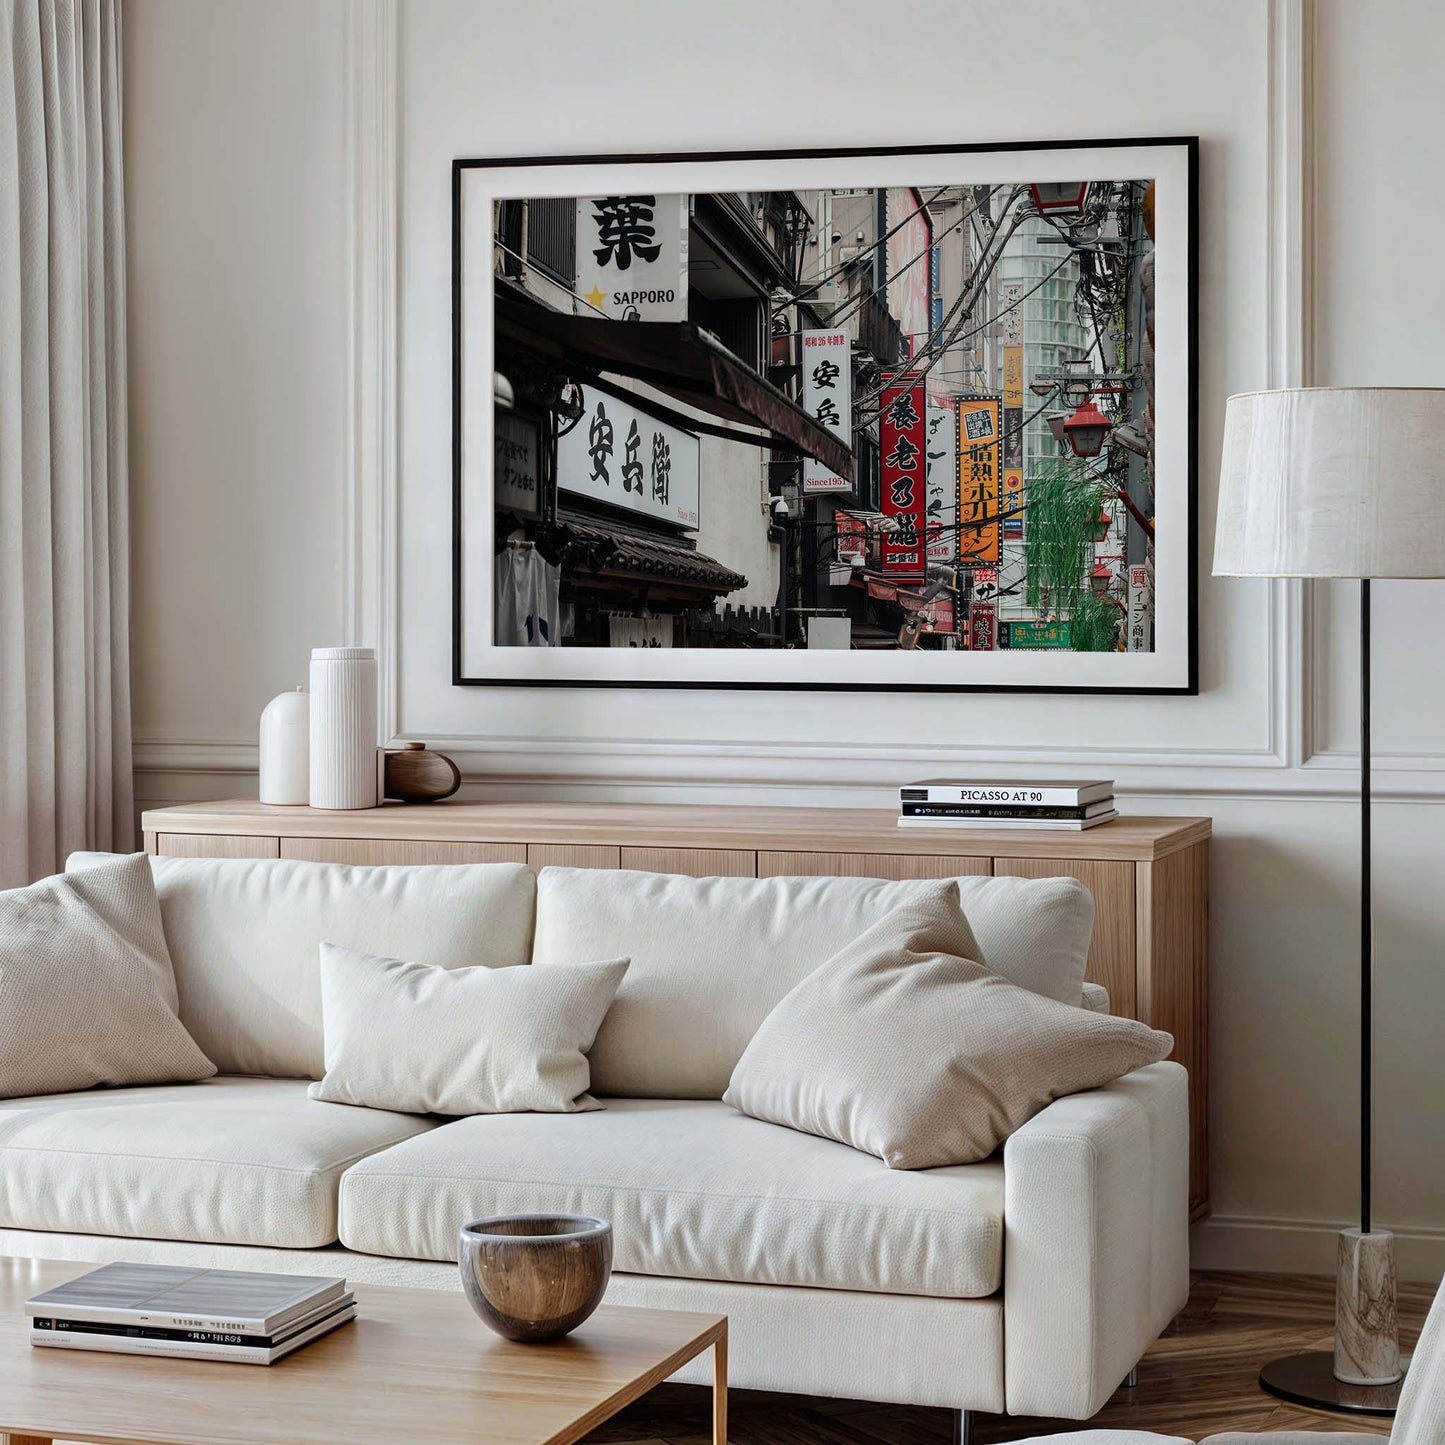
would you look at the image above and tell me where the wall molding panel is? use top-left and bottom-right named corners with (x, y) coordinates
top-left (135, 0), bottom-right (1445, 808)
top-left (343, 0), bottom-right (400, 740)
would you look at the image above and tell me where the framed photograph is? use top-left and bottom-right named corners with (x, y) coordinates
top-left (455, 137), bottom-right (1196, 693)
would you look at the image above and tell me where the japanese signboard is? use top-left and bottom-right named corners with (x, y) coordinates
top-left (833, 507), bottom-right (869, 566)
top-left (925, 400), bottom-right (957, 561)
top-left (968, 600), bottom-right (997, 651)
top-left (1009, 620), bottom-right (1072, 649)
top-left (886, 188), bottom-right (934, 355)
top-left (801, 330), bottom-right (853, 494)
top-left (1127, 564), bottom-right (1152, 652)
top-left (1003, 465), bottom-right (1024, 526)
top-left (879, 376), bottom-right (927, 575)
top-left (956, 397), bottom-right (1001, 566)
top-left (557, 383), bottom-right (700, 530)
top-left (575, 194), bottom-right (688, 322)
top-left (1001, 281), bottom-right (1023, 343)
top-left (494, 412), bottom-right (542, 518)
top-left (969, 565), bottom-right (999, 602)
top-left (1002, 345), bottom-right (1024, 408)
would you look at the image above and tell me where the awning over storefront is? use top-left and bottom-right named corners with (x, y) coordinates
top-left (496, 288), bottom-right (854, 481)
top-left (565, 520), bottom-right (747, 598)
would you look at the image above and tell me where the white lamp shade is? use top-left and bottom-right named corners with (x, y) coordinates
top-left (1213, 388), bottom-right (1445, 578)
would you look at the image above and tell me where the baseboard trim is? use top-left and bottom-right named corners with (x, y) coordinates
top-left (1192, 1213), bottom-right (1445, 1282)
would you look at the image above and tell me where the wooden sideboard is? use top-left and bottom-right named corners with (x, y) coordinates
top-left (142, 799), bottom-right (1211, 1218)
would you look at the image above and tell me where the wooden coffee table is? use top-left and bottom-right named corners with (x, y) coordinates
top-left (0, 1257), bottom-right (727, 1445)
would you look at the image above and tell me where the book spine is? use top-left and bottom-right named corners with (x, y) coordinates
top-left (900, 786), bottom-right (1104, 806)
top-left (897, 814), bottom-right (1115, 831)
top-left (27, 1304), bottom-right (271, 1332)
top-left (33, 1317), bottom-right (275, 1349)
top-left (31, 1330), bottom-right (275, 1364)
top-left (25, 1290), bottom-right (344, 1335)
top-left (901, 803), bottom-right (1096, 821)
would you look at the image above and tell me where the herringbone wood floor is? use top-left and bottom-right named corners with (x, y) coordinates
top-left (584, 1271), bottom-right (1435, 1443)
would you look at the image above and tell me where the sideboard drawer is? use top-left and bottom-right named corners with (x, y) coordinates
top-left (619, 847), bottom-right (756, 877)
top-left (757, 851), bottom-right (990, 880)
top-left (155, 832), bottom-right (279, 859)
top-left (279, 838), bottom-right (527, 866)
top-left (527, 844), bottom-right (622, 870)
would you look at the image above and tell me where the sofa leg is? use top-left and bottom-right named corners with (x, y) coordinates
top-left (950, 1409), bottom-right (973, 1445)
top-left (1124, 1366), bottom-right (1139, 1388)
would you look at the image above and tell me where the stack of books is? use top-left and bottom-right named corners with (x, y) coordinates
top-left (28, 1262), bottom-right (355, 1365)
top-left (898, 779), bottom-right (1118, 831)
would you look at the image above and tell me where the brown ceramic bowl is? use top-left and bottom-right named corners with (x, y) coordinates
top-left (458, 1214), bottom-right (613, 1343)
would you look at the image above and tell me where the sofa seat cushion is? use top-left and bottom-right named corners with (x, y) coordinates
top-left (0, 1076), bottom-right (436, 1248)
top-left (338, 1098), bottom-right (1003, 1299)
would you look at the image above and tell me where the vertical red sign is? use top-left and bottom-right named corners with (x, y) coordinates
top-left (968, 601), bottom-right (997, 651)
top-left (879, 376), bottom-right (927, 576)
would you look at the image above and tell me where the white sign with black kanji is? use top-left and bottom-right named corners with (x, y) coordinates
top-left (575, 194), bottom-right (689, 322)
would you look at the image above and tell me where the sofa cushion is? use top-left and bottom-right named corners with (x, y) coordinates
top-left (532, 867), bottom-right (1094, 1098)
top-left (338, 1097), bottom-right (1003, 1299)
top-left (68, 853), bottom-right (536, 1079)
top-left (725, 883), bottom-right (1173, 1168)
top-left (0, 854), bottom-right (215, 1099)
top-left (309, 944), bottom-right (628, 1115)
top-left (0, 1076), bottom-right (436, 1247)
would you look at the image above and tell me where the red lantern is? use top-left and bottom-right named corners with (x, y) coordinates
top-left (1063, 399), bottom-right (1112, 458)
top-left (1089, 561), bottom-right (1114, 596)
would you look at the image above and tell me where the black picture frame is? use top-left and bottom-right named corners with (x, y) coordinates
top-left (453, 136), bottom-right (1198, 695)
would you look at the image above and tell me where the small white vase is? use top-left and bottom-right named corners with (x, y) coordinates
top-left (309, 647), bottom-right (378, 810)
top-left (258, 688), bottom-right (310, 805)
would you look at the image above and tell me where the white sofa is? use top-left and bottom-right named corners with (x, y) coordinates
top-left (0, 854), bottom-right (1190, 1428)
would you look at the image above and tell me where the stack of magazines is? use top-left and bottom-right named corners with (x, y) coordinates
top-left (28, 1262), bottom-right (355, 1365)
top-left (898, 779), bottom-right (1118, 831)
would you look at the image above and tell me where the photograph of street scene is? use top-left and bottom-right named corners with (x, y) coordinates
top-left (489, 176), bottom-right (1160, 658)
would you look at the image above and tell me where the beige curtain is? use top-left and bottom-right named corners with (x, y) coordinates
top-left (0, 0), bottom-right (132, 887)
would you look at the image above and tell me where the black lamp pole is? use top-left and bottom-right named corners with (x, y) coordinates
top-left (1360, 577), bottom-right (1372, 1238)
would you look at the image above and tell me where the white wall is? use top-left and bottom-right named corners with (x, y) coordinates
top-left (126, 0), bottom-right (1445, 1277)
top-left (126, 0), bottom-right (351, 800)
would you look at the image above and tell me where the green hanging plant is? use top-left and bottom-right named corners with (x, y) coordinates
top-left (1023, 461), bottom-right (1109, 619)
top-left (1068, 589), bottom-right (1123, 652)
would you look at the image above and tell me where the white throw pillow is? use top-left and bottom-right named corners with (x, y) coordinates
top-left (724, 882), bottom-right (1172, 1169)
top-left (308, 943), bottom-right (628, 1116)
top-left (67, 853), bottom-right (537, 1079)
top-left (532, 866), bottom-right (1095, 1099)
top-left (0, 855), bottom-right (216, 1099)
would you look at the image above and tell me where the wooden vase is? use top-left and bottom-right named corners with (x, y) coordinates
top-left (383, 742), bottom-right (461, 803)
top-left (459, 1215), bottom-right (612, 1343)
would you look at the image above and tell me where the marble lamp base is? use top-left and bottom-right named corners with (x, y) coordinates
top-left (1259, 1228), bottom-right (1406, 1416)
top-left (1336, 1229), bottom-right (1403, 1386)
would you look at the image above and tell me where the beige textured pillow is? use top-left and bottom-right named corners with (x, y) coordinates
top-left (723, 882), bottom-right (1172, 1169)
top-left (0, 854), bottom-right (216, 1099)
top-left (308, 944), bottom-right (628, 1115)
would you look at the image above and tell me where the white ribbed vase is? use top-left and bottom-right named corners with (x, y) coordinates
top-left (308, 647), bottom-right (378, 810)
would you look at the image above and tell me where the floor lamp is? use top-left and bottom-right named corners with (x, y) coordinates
top-left (1214, 387), bottom-right (1445, 1415)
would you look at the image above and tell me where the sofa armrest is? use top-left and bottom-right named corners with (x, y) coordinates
top-left (1003, 1060), bottom-right (1191, 1419)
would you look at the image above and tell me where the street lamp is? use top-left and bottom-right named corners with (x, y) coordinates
top-left (1029, 377), bottom-right (1056, 398)
top-left (1063, 398), bottom-right (1112, 458)
top-left (1089, 561), bottom-right (1114, 597)
top-left (1029, 181), bottom-right (1089, 218)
